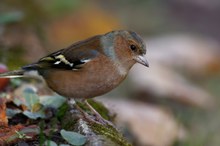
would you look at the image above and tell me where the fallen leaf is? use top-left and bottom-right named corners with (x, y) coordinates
top-left (0, 97), bottom-right (8, 126)
top-left (0, 125), bottom-right (39, 145)
top-left (23, 87), bottom-right (40, 111)
top-left (60, 129), bottom-right (86, 146)
top-left (6, 108), bottom-right (22, 119)
top-left (40, 94), bottom-right (66, 109)
top-left (13, 84), bottom-right (38, 108)
top-left (44, 140), bottom-right (58, 146)
top-left (23, 110), bottom-right (45, 120)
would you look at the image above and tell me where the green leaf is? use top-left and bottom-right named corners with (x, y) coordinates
top-left (13, 95), bottom-right (26, 107)
top-left (6, 108), bottom-right (22, 118)
top-left (23, 87), bottom-right (40, 110)
top-left (10, 78), bottom-right (22, 88)
top-left (40, 94), bottom-right (66, 109)
top-left (59, 144), bottom-right (70, 146)
top-left (60, 129), bottom-right (86, 146)
top-left (23, 110), bottom-right (45, 119)
top-left (44, 140), bottom-right (58, 146)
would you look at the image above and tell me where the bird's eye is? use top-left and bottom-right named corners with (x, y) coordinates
top-left (130, 44), bottom-right (137, 51)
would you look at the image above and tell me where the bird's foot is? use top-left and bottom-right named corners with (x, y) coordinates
top-left (75, 106), bottom-right (115, 128)
top-left (68, 99), bottom-right (117, 129)
top-left (84, 100), bottom-right (117, 129)
top-left (92, 113), bottom-right (116, 128)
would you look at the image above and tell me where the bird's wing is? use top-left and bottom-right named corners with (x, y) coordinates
top-left (22, 48), bottom-right (99, 71)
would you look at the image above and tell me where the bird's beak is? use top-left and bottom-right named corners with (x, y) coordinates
top-left (135, 55), bottom-right (149, 67)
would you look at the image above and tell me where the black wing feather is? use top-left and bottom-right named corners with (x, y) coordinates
top-left (22, 48), bottom-right (99, 71)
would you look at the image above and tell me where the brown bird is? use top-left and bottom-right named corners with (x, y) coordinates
top-left (0, 30), bottom-right (149, 125)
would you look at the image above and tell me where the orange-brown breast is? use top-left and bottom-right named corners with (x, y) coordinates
top-left (43, 54), bottom-right (127, 99)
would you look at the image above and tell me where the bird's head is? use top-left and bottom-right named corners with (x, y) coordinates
top-left (102, 30), bottom-right (149, 69)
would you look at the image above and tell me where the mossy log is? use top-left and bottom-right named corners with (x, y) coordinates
top-left (62, 99), bottom-right (132, 146)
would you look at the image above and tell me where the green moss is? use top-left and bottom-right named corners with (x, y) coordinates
top-left (59, 103), bottom-right (78, 130)
top-left (61, 111), bottom-right (78, 131)
top-left (85, 100), bottom-right (131, 146)
top-left (75, 101), bottom-right (90, 111)
top-left (77, 99), bottom-right (113, 121)
top-left (87, 99), bottom-right (113, 121)
top-left (62, 118), bottom-right (78, 131)
top-left (90, 122), bottom-right (132, 146)
top-left (56, 103), bottom-right (69, 120)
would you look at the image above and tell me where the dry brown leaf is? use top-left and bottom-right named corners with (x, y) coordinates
top-left (0, 124), bottom-right (39, 145)
top-left (0, 91), bottom-right (39, 145)
top-left (0, 98), bottom-right (8, 126)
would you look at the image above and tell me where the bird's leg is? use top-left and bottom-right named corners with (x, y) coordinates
top-left (67, 99), bottom-right (95, 123)
top-left (68, 99), bottom-right (85, 115)
top-left (68, 99), bottom-right (116, 128)
top-left (84, 99), bottom-right (115, 127)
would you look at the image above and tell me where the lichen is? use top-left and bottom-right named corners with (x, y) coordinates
top-left (78, 119), bottom-right (92, 135)
top-left (89, 122), bottom-right (131, 146)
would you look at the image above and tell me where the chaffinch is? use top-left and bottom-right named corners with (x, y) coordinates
top-left (0, 30), bottom-right (149, 124)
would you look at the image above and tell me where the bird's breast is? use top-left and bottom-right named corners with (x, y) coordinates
top-left (43, 56), bottom-right (127, 98)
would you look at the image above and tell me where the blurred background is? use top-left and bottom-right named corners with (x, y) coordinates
top-left (0, 0), bottom-right (220, 146)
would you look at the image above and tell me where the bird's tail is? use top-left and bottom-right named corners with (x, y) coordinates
top-left (0, 70), bottom-right (25, 78)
